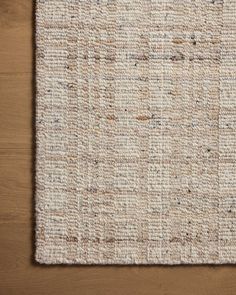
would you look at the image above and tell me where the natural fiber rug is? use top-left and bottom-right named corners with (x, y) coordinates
top-left (35, 0), bottom-right (236, 264)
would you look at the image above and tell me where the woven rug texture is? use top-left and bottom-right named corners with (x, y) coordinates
top-left (35, 0), bottom-right (236, 264)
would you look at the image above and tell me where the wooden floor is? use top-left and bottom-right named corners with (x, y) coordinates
top-left (0, 1), bottom-right (236, 294)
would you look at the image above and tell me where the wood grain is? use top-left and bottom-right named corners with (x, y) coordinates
top-left (0, 1), bottom-right (236, 294)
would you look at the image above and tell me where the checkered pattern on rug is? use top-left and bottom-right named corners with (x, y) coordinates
top-left (35, 0), bottom-right (236, 264)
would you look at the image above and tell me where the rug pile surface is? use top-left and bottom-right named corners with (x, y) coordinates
top-left (36, 0), bottom-right (236, 264)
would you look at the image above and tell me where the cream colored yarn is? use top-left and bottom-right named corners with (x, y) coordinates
top-left (36, 0), bottom-right (236, 264)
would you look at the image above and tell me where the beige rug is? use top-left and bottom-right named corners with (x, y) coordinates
top-left (35, 0), bottom-right (236, 264)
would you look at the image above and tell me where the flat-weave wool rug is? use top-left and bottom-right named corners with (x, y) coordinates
top-left (35, 0), bottom-right (236, 264)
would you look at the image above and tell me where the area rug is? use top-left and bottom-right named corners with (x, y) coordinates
top-left (35, 0), bottom-right (236, 264)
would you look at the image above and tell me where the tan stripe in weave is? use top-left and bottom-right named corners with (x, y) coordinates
top-left (35, 0), bottom-right (236, 264)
